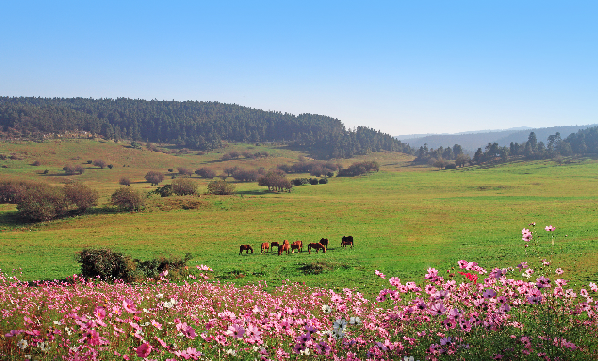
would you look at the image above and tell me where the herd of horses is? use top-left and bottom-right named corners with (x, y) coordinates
top-left (239, 236), bottom-right (354, 255)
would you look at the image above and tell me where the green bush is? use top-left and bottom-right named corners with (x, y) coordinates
top-left (64, 182), bottom-right (99, 213)
top-left (319, 178), bottom-right (328, 184)
top-left (172, 177), bottom-right (198, 196)
top-left (153, 184), bottom-right (173, 197)
top-left (309, 178), bottom-right (320, 185)
top-left (111, 187), bottom-right (146, 211)
top-left (207, 180), bottom-right (235, 195)
top-left (16, 184), bottom-right (70, 222)
top-left (75, 248), bottom-right (137, 282)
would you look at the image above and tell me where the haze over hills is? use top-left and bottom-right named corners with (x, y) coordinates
top-left (396, 125), bottom-right (598, 153)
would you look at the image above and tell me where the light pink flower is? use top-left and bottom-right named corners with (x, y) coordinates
top-left (122, 299), bottom-right (137, 313)
top-left (545, 225), bottom-right (555, 231)
top-left (226, 324), bottom-right (245, 339)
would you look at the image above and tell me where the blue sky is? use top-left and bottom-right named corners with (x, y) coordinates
top-left (2, 1), bottom-right (596, 135)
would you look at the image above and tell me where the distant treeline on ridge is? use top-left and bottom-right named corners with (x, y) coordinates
top-left (0, 97), bottom-right (410, 159)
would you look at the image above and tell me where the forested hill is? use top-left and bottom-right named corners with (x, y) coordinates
top-left (0, 97), bottom-right (409, 159)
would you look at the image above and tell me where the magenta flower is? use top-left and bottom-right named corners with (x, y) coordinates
top-left (545, 225), bottom-right (555, 231)
top-left (375, 270), bottom-right (386, 279)
top-left (122, 299), bottom-right (137, 313)
top-left (136, 343), bottom-right (152, 358)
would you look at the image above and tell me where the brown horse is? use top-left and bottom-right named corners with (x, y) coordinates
top-left (319, 238), bottom-right (329, 248)
top-left (308, 243), bottom-right (326, 254)
top-left (278, 243), bottom-right (290, 256)
top-left (239, 245), bottom-right (254, 255)
top-left (291, 241), bottom-right (303, 253)
top-left (260, 243), bottom-right (270, 253)
top-left (341, 236), bottom-right (354, 249)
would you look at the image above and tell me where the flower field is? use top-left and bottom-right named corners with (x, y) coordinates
top-left (2, 227), bottom-right (598, 360)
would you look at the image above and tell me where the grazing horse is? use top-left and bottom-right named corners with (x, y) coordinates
top-left (260, 242), bottom-right (270, 253)
top-left (319, 238), bottom-right (329, 248)
top-left (291, 241), bottom-right (303, 253)
top-left (270, 242), bottom-right (280, 252)
top-left (278, 243), bottom-right (290, 256)
top-left (341, 236), bottom-right (354, 249)
top-left (239, 245), bottom-right (254, 255)
top-left (308, 243), bottom-right (326, 254)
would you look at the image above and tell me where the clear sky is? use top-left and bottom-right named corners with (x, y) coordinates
top-left (1, 1), bottom-right (596, 136)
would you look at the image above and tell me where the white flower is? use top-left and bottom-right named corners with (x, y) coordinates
top-left (53, 320), bottom-right (62, 325)
top-left (522, 272), bottom-right (531, 279)
top-left (163, 298), bottom-right (178, 309)
top-left (17, 339), bottom-right (28, 349)
top-left (156, 293), bottom-right (164, 299)
top-left (333, 318), bottom-right (347, 331)
top-left (321, 304), bottom-right (332, 313)
top-left (39, 341), bottom-right (50, 352)
top-left (349, 316), bottom-right (362, 325)
top-left (226, 349), bottom-right (237, 356)
top-left (300, 348), bottom-right (311, 356)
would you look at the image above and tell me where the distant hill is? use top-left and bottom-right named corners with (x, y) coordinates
top-left (397, 125), bottom-right (598, 153)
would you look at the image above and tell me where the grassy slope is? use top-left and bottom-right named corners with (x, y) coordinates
top-left (0, 139), bottom-right (597, 296)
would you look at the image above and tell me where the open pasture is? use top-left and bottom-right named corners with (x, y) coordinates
top-left (1, 140), bottom-right (598, 296)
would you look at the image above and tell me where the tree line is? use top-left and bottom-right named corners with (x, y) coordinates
top-left (0, 97), bottom-right (410, 159)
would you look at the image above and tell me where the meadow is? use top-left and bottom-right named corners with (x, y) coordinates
top-left (2, 139), bottom-right (598, 360)
top-left (0, 139), bottom-right (597, 295)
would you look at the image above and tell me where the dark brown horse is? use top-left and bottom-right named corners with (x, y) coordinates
top-left (341, 236), bottom-right (354, 249)
top-left (319, 238), bottom-right (329, 248)
top-left (270, 242), bottom-right (280, 252)
top-left (291, 241), bottom-right (303, 253)
top-left (239, 245), bottom-right (254, 255)
top-left (260, 243), bottom-right (270, 253)
top-left (308, 243), bottom-right (326, 254)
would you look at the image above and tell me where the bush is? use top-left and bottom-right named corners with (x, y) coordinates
top-left (195, 167), bottom-right (216, 179)
top-left (0, 180), bottom-right (29, 204)
top-left (86, 160), bottom-right (93, 164)
top-left (75, 248), bottom-right (137, 283)
top-left (17, 184), bottom-right (70, 222)
top-left (145, 171), bottom-right (165, 186)
top-left (93, 159), bottom-right (107, 169)
top-left (107, 164), bottom-right (114, 169)
top-left (445, 163), bottom-right (457, 169)
top-left (153, 184), bottom-right (173, 197)
top-left (63, 182), bottom-right (99, 213)
top-left (177, 167), bottom-right (193, 177)
top-left (111, 187), bottom-right (146, 211)
top-left (309, 178), bottom-right (320, 185)
top-left (207, 180), bottom-right (235, 195)
top-left (172, 178), bottom-right (198, 196)
top-left (291, 178), bottom-right (309, 186)
top-left (337, 161), bottom-right (379, 177)
top-left (232, 168), bottom-right (259, 182)
top-left (119, 177), bottom-right (131, 186)
top-left (258, 171), bottom-right (292, 192)
top-left (32, 160), bottom-right (41, 166)
top-left (319, 178), bottom-right (328, 184)
top-left (63, 164), bottom-right (84, 175)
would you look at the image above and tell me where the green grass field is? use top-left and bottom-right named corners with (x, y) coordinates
top-left (1, 139), bottom-right (597, 297)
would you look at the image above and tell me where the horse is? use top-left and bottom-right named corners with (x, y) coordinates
top-left (341, 236), bottom-right (354, 249)
top-left (260, 243), bottom-right (269, 253)
top-left (291, 241), bottom-right (303, 253)
top-left (239, 245), bottom-right (254, 255)
top-left (270, 242), bottom-right (280, 252)
top-left (278, 243), bottom-right (290, 255)
top-left (308, 243), bottom-right (326, 254)
top-left (319, 238), bottom-right (329, 248)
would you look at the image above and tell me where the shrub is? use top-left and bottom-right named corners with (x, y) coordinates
top-left (16, 184), bottom-right (69, 222)
top-left (168, 169), bottom-right (174, 173)
top-left (309, 178), bottom-right (320, 185)
top-left (172, 178), bottom-right (198, 196)
top-left (337, 161), bottom-right (379, 177)
top-left (111, 187), bottom-right (146, 211)
top-left (32, 160), bottom-right (41, 166)
top-left (75, 248), bottom-right (137, 282)
top-left (258, 171), bottom-right (292, 192)
top-left (177, 167), bottom-right (193, 177)
top-left (232, 168), bottom-right (259, 182)
top-left (145, 171), bottom-right (165, 186)
top-left (153, 184), bottom-right (173, 197)
top-left (43, 169), bottom-right (49, 174)
top-left (207, 180), bottom-right (235, 195)
top-left (86, 160), bottom-right (93, 164)
top-left (0, 179), bottom-right (29, 204)
top-left (119, 177), bottom-right (131, 186)
top-left (107, 164), bottom-right (114, 169)
top-left (326, 171), bottom-right (335, 178)
top-left (63, 182), bottom-right (99, 213)
top-left (291, 178), bottom-right (309, 186)
top-left (93, 159), bottom-right (107, 169)
top-left (445, 163), bottom-right (457, 169)
top-left (195, 168), bottom-right (216, 179)
top-left (319, 178), bottom-right (328, 184)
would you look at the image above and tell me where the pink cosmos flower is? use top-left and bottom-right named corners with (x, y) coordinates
top-left (545, 225), bottom-right (555, 231)
top-left (555, 268), bottom-right (564, 275)
top-left (151, 320), bottom-right (162, 330)
top-left (375, 270), bottom-right (386, 279)
top-left (226, 324), bottom-right (245, 339)
top-left (122, 299), bottom-right (137, 313)
top-left (136, 343), bottom-right (152, 358)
